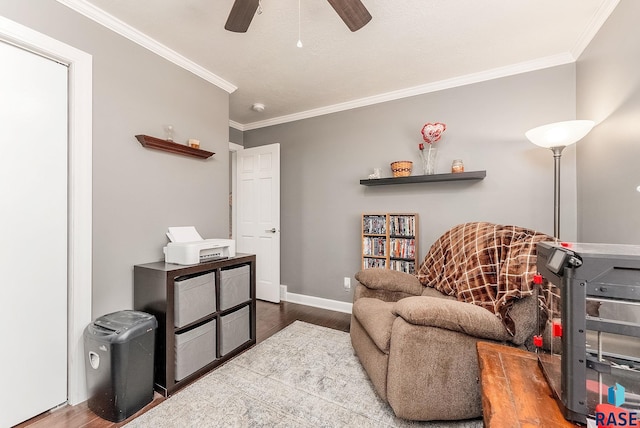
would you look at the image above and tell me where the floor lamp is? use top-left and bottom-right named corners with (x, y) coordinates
top-left (525, 120), bottom-right (595, 239)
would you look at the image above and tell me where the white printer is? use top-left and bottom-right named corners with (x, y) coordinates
top-left (164, 239), bottom-right (236, 265)
top-left (163, 226), bottom-right (236, 265)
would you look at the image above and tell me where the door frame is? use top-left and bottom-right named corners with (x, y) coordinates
top-left (229, 142), bottom-right (243, 242)
top-left (0, 16), bottom-right (92, 405)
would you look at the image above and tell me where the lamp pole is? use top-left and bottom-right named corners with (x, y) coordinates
top-left (525, 120), bottom-right (594, 240)
top-left (551, 146), bottom-right (565, 239)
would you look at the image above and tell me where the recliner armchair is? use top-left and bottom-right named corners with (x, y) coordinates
top-left (350, 222), bottom-right (555, 421)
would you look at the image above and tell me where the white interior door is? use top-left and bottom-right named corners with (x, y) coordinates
top-left (0, 41), bottom-right (68, 427)
top-left (236, 144), bottom-right (281, 302)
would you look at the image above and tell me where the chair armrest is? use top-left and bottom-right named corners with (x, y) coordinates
top-left (354, 269), bottom-right (423, 296)
top-left (393, 296), bottom-right (512, 342)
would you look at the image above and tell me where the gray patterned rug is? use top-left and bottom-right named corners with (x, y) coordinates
top-left (125, 321), bottom-right (482, 427)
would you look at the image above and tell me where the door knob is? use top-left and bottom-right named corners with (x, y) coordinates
top-left (265, 228), bottom-right (277, 233)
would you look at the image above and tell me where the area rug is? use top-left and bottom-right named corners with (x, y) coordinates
top-left (125, 321), bottom-right (482, 427)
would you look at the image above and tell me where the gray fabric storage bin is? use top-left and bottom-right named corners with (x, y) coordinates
top-left (219, 265), bottom-right (250, 310)
top-left (174, 320), bottom-right (216, 381)
top-left (174, 272), bottom-right (215, 327)
top-left (220, 306), bottom-right (250, 356)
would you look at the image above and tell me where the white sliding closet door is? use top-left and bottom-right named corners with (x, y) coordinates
top-left (0, 40), bottom-right (68, 427)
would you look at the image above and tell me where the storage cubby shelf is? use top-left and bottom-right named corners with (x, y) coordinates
top-left (360, 170), bottom-right (486, 186)
top-left (135, 134), bottom-right (214, 159)
top-left (134, 254), bottom-right (255, 396)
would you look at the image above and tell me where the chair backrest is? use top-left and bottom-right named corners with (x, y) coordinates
top-left (416, 222), bottom-right (556, 336)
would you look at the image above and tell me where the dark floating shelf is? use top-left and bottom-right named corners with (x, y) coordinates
top-left (135, 135), bottom-right (214, 159)
top-left (360, 170), bottom-right (486, 186)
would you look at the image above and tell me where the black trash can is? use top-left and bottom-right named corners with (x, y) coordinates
top-left (84, 310), bottom-right (157, 422)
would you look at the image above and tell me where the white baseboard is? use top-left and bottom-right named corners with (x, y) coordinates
top-left (282, 289), bottom-right (352, 314)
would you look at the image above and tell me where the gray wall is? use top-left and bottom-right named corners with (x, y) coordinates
top-left (576, 0), bottom-right (640, 244)
top-left (229, 126), bottom-right (244, 145)
top-left (0, 1), bottom-right (230, 317)
top-left (245, 66), bottom-right (577, 303)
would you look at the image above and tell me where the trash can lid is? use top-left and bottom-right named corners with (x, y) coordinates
top-left (93, 310), bottom-right (157, 335)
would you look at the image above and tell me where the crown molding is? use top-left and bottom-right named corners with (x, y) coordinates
top-left (231, 1), bottom-right (619, 132)
top-left (237, 53), bottom-right (575, 131)
top-left (228, 120), bottom-right (244, 131)
top-left (53, 0), bottom-right (615, 132)
top-left (55, 0), bottom-right (237, 94)
top-left (571, 0), bottom-right (620, 59)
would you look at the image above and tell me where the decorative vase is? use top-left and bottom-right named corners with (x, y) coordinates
top-left (420, 145), bottom-right (437, 175)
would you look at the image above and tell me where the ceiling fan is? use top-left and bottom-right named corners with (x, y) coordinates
top-left (224, 0), bottom-right (372, 33)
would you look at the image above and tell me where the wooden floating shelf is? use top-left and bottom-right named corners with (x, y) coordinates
top-left (135, 135), bottom-right (214, 159)
top-left (360, 170), bottom-right (486, 186)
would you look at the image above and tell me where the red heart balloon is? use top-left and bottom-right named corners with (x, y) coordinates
top-left (421, 122), bottom-right (447, 144)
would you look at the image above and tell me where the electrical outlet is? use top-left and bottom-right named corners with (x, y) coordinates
top-left (343, 277), bottom-right (351, 292)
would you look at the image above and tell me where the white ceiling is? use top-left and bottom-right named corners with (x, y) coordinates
top-left (63, 0), bottom-right (617, 130)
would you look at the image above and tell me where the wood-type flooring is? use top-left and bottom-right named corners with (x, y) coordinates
top-left (17, 301), bottom-right (351, 428)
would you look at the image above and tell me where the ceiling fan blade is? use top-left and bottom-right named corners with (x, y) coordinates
top-left (326, 0), bottom-right (372, 32)
top-left (225, 0), bottom-right (260, 33)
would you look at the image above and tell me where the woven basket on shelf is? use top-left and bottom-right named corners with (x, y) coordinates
top-left (390, 161), bottom-right (413, 177)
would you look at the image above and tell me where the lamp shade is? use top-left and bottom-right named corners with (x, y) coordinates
top-left (525, 120), bottom-right (595, 148)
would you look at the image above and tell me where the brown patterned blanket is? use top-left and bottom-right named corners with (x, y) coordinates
top-left (416, 222), bottom-right (557, 335)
